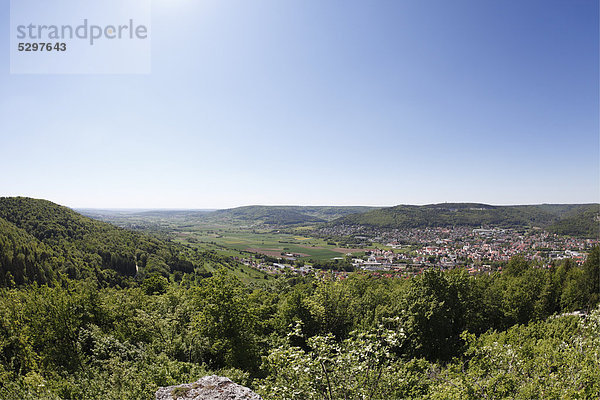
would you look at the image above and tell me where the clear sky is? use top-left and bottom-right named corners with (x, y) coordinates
top-left (0, 0), bottom-right (598, 208)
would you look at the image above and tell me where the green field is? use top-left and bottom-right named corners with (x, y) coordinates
top-left (172, 225), bottom-right (366, 261)
top-left (200, 256), bottom-right (273, 285)
top-left (78, 209), bottom-right (373, 262)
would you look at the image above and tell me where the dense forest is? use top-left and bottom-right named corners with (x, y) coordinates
top-left (329, 203), bottom-right (600, 237)
top-left (0, 198), bottom-right (599, 399)
top-left (0, 197), bottom-right (243, 287)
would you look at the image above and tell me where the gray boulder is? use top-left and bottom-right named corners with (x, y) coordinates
top-left (155, 375), bottom-right (262, 400)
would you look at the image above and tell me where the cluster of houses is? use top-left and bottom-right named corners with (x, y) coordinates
top-left (323, 225), bottom-right (595, 265)
top-left (239, 258), bottom-right (314, 276)
top-left (236, 226), bottom-right (596, 279)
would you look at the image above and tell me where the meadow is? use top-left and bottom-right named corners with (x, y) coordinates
top-left (171, 224), bottom-right (366, 261)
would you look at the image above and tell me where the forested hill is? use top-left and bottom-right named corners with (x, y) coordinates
top-left (0, 197), bottom-right (230, 286)
top-left (78, 205), bottom-right (378, 229)
top-left (328, 203), bottom-right (600, 237)
top-left (202, 205), bottom-right (377, 226)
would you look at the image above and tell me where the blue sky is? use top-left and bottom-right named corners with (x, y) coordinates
top-left (0, 0), bottom-right (598, 208)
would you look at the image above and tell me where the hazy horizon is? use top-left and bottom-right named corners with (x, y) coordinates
top-left (4, 195), bottom-right (600, 211)
top-left (69, 200), bottom-right (600, 211)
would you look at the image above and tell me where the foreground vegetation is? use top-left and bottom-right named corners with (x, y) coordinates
top-left (1, 197), bottom-right (599, 399)
top-left (0, 249), bottom-right (598, 399)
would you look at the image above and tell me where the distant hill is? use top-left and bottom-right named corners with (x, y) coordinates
top-left (78, 208), bottom-right (216, 232)
top-left (79, 206), bottom-right (377, 228)
top-left (207, 206), bottom-right (326, 225)
top-left (0, 197), bottom-right (233, 286)
top-left (328, 203), bottom-right (600, 237)
top-left (204, 205), bottom-right (377, 226)
top-left (80, 209), bottom-right (215, 219)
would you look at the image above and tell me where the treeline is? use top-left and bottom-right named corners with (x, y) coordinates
top-left (0, 197), bottom-right (235, 287)
top-left (0, 248), bottom-right (598, 399)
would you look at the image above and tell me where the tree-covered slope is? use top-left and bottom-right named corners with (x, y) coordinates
top-left (0, 216), bottom-right (58, 286)
top-left (203, 205), bottom-right (377, 226)
top-left (546, 204), bottom-right (600, 237)
top-left (0, 197), bottom-right (230, 286)
top-left (208, 206), bottom-right (327, 225)
top-left (328, 203), bottom-right (599, 236)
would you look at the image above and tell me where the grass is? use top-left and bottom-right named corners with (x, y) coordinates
top-left (171, 387), bottom-right (190, 397)
top-left (198, 256), bottom-right (273, 285)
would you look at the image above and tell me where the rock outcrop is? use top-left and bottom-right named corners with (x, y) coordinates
top-left (155, 375), bottom-right (262, 400)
